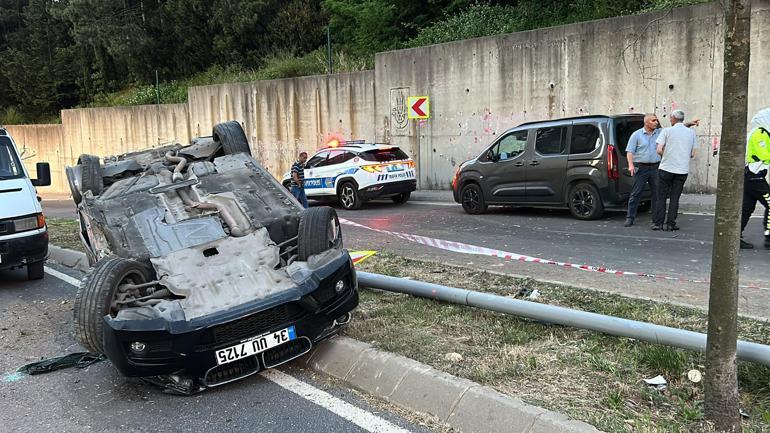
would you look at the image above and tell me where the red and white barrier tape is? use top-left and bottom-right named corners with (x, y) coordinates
top-left (340, 218), bottom-right (769, 291)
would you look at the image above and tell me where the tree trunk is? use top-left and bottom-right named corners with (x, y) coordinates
top-left (705, 0), bottom-right (751, 431)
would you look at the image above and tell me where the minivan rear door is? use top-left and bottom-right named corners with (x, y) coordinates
top-left (525, 125), bottom-right (569, 203)
top-left (612, 116), bottom-right (645, 198)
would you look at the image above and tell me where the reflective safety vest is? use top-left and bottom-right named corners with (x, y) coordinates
top-left (746, 127), bottom-right (770, 174)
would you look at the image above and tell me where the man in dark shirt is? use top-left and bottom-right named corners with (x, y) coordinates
top-left (291, 151), bottom-right (309, 208)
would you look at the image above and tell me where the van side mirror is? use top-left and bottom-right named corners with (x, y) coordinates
top-left (31, 162), bottom-right (51, 187)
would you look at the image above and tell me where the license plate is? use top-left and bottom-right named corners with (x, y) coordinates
top-left (215, 326), bottom-right (296, 365)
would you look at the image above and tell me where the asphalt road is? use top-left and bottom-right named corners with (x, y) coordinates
top-left (0, 264), bottom-right (434, 433)
top-left (335, 199), bottom-right (770, 320)
top-left (40, 196), bottom-right (770, 318)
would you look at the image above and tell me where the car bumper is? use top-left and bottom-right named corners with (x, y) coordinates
top-left (102, 252), bottom-right (359, 386)
top-left (0, 229), bottom-right (48, 270)
top-left (360, 180), bottom-right (416, 200)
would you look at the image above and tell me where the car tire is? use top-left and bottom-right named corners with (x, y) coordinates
top-left (638, 201), bottom-right (652, 213)
top-left (337, 182), bottom-right (362, 210)
top-left (27, 261), bottom-right (44, 280)
top-left (78, 154), bottom-right (103, 198)
top-left (391, 192), bottom-right (410, 205)
top-left (213, 121), bottom-right (251, 156)
top-left (460, 183), bottom-right (487, 214)
top-left (297, 207), bottom-right (342, 261)
top-left (74, 257), bottom-right (153, 354)
top-left (568, 182), bottom-right (605, 220)
top-left (65, 166), bottom-right (83, 204)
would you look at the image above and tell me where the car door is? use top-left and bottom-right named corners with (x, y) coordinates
top-left (479, 130), bottom-right (530, 203)
top-left (525, 124), bottom-right (569, 203)
top-left (303, 151), bottom-right (329, 195)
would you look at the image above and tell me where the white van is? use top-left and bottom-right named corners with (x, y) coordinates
top-left (0, 127), bottom-right (51, 280)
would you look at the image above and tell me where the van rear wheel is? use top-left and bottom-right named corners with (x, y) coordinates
top-left (568, 182), bottom-right (604, 220)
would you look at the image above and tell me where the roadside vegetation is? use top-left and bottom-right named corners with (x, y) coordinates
top-left (45, 219), bottom-right (770, 432)
top-left (351, 253), bottom-right (770, 433)
top-left (0, 0), bottom-right (709, 125)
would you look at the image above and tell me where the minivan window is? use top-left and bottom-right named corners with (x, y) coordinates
top-left (0, 136), bottom-right (23, 179)
top-left (535, 127), bottom-right (567, 155)
top-left (614, 118), bottom-right (644, 155)
top-left (360, 148), bottom-right (409, 162)
top-left (490, 131), bottom-right (528, 161)
top-left (570, 124), bottom-right (602, 154)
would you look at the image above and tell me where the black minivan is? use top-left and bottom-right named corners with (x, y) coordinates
top-left (451, 114), bottom-right (650, 220)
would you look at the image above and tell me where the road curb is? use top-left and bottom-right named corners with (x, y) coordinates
top-left (306, 336), bottom-right (603, 433)
top-left (48, 245), bottom-right (89, 272)
top-left (47, 244), bottom-right (603, 433)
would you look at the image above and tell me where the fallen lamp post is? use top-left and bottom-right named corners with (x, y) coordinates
top-left (356, 271), bottom-right (770, 366)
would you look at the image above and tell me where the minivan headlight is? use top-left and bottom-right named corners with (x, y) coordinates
top-left (13, 214), bottom-right (45, 232)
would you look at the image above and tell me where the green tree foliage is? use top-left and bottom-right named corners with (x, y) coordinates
top-left (2, 0), bottom-right (75, 120)
top-left (0, 0), bottom-right (710, 123)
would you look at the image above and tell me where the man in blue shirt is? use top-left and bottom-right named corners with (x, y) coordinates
top-left (291, 151), bottom-right (309, 208)
top-left (624, 114), bottom-right (661, 227)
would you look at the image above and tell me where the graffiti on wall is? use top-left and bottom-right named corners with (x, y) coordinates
top-left (390, 87), bottom-right (409, 136)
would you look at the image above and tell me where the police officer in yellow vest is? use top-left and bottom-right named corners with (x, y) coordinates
top-left (740, 107), bottom-right (770, 249)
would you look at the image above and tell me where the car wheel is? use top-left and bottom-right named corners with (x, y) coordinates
top-left (65, 166), bottom-right (83, 205)
top-left (337, 182), bottom-right (362, 210)
top-left (391, 192), bottom-right (410, 205)
top-left (460, 183), bottom-right (487, 214)
top-left (74, 257), bottom-right (153, 354)
top-left (27, 260), bottom-right (44, 280)
top-left (213, 121), bottom-right (251, 156)
top-left (297, 207), bottom-right (342, 261)
top-left (78, 154), bottom-right (103, 198)
top-left (568, 182), bottom-right (605, 220)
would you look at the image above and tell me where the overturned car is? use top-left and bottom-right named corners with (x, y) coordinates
top-left (65, 121), bottom-right (358, 393)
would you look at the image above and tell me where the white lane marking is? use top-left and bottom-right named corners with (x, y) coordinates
top-left (261, 369), bottom-right (412, 433)
top-left (409, 201), bottom-right (457, 206)
top-left (682, 211), bottom-right (761, 219)
top-left (44, 266), bottom-right (82, 287)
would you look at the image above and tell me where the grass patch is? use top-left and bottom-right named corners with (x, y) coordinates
top-left (349, 252), bottom-right (770, 433)
top-left (46, 218), bottom-right (83, 253)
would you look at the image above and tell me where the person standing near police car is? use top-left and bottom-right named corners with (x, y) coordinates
top-left (291, 151), bottom-right (309, 208)
top-left (740, 107), bottom-right (770, 249)
top-left (653, 109), bottom-right (697, 231)
top-left (624, 114), bottom-right (662, 227)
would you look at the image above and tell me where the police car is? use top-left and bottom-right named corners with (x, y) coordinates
top-left (282, 141), bottom-right (416, 210)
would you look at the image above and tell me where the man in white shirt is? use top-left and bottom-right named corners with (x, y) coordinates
top-left (652, 109), bottom-right (697, 231)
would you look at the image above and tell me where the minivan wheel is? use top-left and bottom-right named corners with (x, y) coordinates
top-left (568, 182), bottom-right (604, 220)
top-left (460, 183), bottom-right (487, 214)
top-left (27, 261), bottom-right (45, 280)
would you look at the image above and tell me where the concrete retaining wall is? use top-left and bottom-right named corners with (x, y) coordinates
top-left (8, 1), bottom-right (770, 196)
top-left (187, 71), bottom-right (376, 176)
top-left (376, 1), bottom-right (770, 192)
